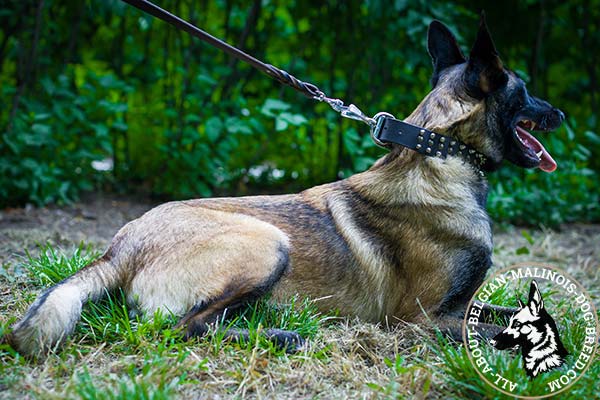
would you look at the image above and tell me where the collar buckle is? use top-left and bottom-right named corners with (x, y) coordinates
top-left (370, 112), bottom-right (395, 149)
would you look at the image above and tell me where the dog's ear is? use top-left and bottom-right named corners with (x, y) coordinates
top-left (427, 20), bottom-right (466, 87)
top-left (517, 297), bottom-right (525, 309)
top-left (527, 280), bottom-right (544, 316)
top-left (465, 12), bottom-right (508, 97)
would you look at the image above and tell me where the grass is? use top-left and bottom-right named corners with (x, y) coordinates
top-left (0, 237), bottom-right (599, 399)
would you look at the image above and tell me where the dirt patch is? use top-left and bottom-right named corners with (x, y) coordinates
top-left (0, 193), bottom-right (155, 268)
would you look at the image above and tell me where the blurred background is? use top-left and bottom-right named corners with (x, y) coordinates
top-left (1, 0), bottom-right (599, 226)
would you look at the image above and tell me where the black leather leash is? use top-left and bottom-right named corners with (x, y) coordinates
top-left (121, 0), bottom-right (323, 99)
top-left (120, 0), bottom-right (488, 171)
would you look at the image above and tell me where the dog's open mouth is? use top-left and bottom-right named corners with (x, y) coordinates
top-left (513, 119), bottom-right (557, 173)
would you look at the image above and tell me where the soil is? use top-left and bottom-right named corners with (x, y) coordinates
top-left (0, 194), bottom-right (156, 268)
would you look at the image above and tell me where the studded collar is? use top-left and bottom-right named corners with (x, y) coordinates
top-left (372, 117), bottom-right (490, 172)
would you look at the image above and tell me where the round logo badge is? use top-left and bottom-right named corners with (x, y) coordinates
top-left (462, 263), bottom-right (599, 399)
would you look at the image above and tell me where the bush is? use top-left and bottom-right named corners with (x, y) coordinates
top-left (0, 71), bottom-right (130, 206)
top-left (1, 0), bottom-right (599, 226)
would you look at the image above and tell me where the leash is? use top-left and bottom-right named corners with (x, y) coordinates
top-left (120, 0), bottom-right (489, 171)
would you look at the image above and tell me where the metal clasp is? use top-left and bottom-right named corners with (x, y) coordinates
top-left (315, 94), bottom-right (395, 148)
top-left (316, 95), bottom-right (375, 126)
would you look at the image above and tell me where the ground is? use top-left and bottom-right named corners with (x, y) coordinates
top-left (0, 194), bottom-right (598, 399)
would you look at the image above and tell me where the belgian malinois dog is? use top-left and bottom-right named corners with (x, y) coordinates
top-left (7, 16), bottom-right (565, 356)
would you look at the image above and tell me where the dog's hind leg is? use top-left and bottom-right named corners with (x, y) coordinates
top-left (175, 251), bottom-right (305, 352)
top-left (119, 203), bottom-right (305, 351)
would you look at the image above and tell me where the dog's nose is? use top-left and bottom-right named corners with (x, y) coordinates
top-left (489, 339), bottom-right (496, 347)
top-left (554, 108), bottom-right (565, 122)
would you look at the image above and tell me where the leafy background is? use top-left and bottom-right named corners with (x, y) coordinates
top-left (1, 0), bottom-right (599, 225)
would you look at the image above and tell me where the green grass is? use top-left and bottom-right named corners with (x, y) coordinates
top-left (0, 242), bottom-right (598, 399)
top-left (0, 244), bottom-right (331, 398)
top-left (16, 243), bottom-right (325, 354)
top-left (24, 243), bottom-right (101, 287)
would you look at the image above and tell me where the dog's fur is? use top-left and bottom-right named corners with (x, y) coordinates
top-left (490, 281), bottom-right (569, 377)
top-left (7, 16), bottom-right (565, 356)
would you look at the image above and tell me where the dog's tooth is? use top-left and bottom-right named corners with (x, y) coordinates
top-left (515, 130), bottom-right (525, 144)
top-left (536, 150), bottom-right (543, 158)
top-left (530, 121), bottom-right (537, 130)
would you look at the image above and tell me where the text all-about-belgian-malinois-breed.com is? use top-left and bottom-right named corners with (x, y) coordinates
top-left (7, 16), bottom-right (565, 356)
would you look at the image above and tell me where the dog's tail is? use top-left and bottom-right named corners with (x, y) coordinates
top-left (7, 256), bottom-right (124, 357)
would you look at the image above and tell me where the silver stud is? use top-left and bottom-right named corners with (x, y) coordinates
top-left (450, 140), bottom-right (456, 146)
top-left (458, 151), bottom-right (463, 156)
top-left (460, 145), bottom-right (466, 150)
top-left (417, 136), bottom-right (423, 142)
top-left (428, 140), bottom-right (434, 146)
top-left (439, 143), bottom-right (444, 149)
top-left (430, 133), bottom-right (435, 139)
top-left (440, 137), bottom-right (446, 143)
top-left (416, 144), bottom-right (422, 149)
top-left (469, 149), bottom-right (475, 154)
top-left (426, 147), bottom-right (431, 153)
top-left (436, 151), bottom-right (442, 157)
top-left (420, 129), bottom-right (426, 134)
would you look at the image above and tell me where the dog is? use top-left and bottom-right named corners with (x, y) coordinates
top-left (490, 280), bottom-right (569, 377)
top-left (6, 15), bottom-right (565, 356)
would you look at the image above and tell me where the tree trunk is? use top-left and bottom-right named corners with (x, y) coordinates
top-left (7, 0), bottom-right (44, 132)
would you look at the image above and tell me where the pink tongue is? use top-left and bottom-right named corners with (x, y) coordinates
top-left (516, 126), bottom-right (557, 173)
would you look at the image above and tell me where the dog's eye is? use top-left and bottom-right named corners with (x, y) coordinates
top-left (513, 321), bottom-right (521, 329)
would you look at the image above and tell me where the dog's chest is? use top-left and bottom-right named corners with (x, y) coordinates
top-left (421, 181), bottom-right (493, 313)
top-left (327, 183), bottom-right (493, 319)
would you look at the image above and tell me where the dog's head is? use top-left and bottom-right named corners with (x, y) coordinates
top-left (490, 280), bottom-right (547, 350)
top-left (412, 14), bottom-right (564, 172)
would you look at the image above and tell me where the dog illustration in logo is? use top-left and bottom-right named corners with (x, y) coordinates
top-left (490, 280), bottom-right (568, 378)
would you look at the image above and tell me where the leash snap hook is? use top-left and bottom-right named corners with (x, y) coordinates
top-left (318, 96), bottom-right (375, 126)
top-left (340, 104), bottom-right (375, 126)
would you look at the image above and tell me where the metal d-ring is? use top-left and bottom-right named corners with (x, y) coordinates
top-left (370, 112), bottom-right (396, 148)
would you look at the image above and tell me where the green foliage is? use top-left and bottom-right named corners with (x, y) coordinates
top-left (1, 71), bottom-right (127, 206)
top-left (1, 0), bottom-right (599, 225)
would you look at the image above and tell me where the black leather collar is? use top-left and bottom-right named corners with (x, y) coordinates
top-left (373, 117), bottom-right (489, 171)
